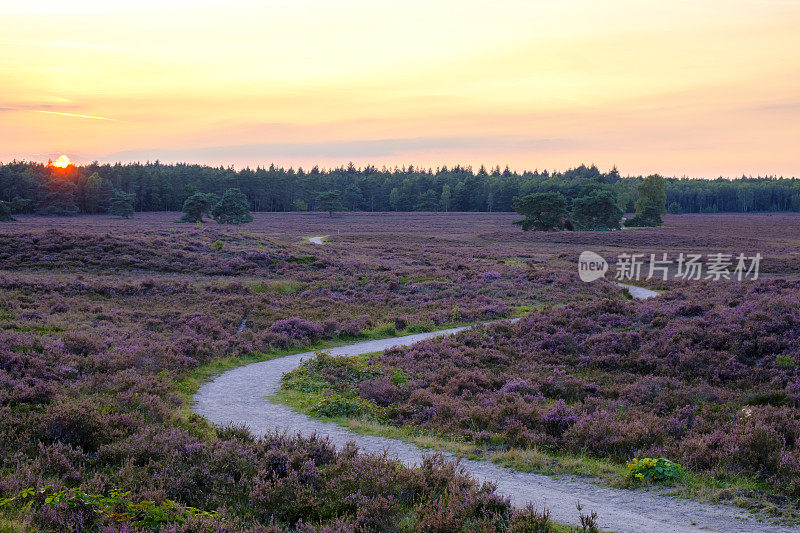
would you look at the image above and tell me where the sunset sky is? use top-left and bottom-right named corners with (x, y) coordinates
top-left (1, 0), bottom-right (798, 177)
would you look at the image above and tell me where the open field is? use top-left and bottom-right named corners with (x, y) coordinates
top-left (1, 212), bottom-right (799, 531)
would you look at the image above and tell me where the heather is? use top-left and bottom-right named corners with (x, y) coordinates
top-left (0, 212), bottom-right (619, 531)
top-left (2, 212), bottom-right (799, 529)
top-left (285, 279), bottom-right (800, 502)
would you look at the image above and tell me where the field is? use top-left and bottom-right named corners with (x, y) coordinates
top-left (1, 212), bottom-right (799, 531)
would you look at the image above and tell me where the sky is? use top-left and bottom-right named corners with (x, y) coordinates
top-left (1, 0), bottom-right (798, 177)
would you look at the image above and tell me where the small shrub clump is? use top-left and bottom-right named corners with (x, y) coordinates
top-left (626, 457), bottom-right (685, 484)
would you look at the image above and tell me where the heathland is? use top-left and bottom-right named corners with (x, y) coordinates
top-left (1, 212), bottom-right (798, 531)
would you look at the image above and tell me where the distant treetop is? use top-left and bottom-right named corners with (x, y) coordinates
top-left (1, 161), bottom-right (798, 216)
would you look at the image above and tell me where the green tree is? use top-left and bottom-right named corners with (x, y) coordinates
top-left (180, 184), bottom-right (199, 205)
top-left (613, 179), bottom-right (637, 212)
top-left (108, 190), bottom-right (135, 218)
top-left (512, 192), bottom-right (568, 231)
top-left (342, 185), bottom-right (364, 211)
top-left (84, 172), bottom-right (104, 214)
top-left (440, 184), bottom-right (452, 212)
top-left (0, 201), bottom-right (14, 221)
top-left (628, 174), bottom-right (666, 226)
top-left (8, 196), bottom-right (32, 214)
top-left (667, 201), bottom-right (683, 214)
top-left (389, 187), bottom-right (401, 211)
top-left (317, 190), bottom-right (345, 217)
top-left (414, 189), bottom-right (439, 211)
top-left (180, 192), bottom-right (218, 222)
top-left (39, 180), bottom-right (79, 215)
top-left (212, 188), bottom-right (253, 224)
top-left (571, 189), bottom-right (623, 230)
top-left (293, 198), bottom-right (308, 211)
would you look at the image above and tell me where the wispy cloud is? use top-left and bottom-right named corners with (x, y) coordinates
top-left (0, 102), bottom-right (80, 112)
top-left (32, 110), bottom-right (120, 122)
top-left (104, 136), bottom-right (575, 162)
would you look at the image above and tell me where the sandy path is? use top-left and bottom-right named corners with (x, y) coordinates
top-left (193, 284), bottom-right (797, 532)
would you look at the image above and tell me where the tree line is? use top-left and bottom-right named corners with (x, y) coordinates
top-left (1, 160), bottom-right (799, 216)
top-left (513, 175), bottom-right (666, 231)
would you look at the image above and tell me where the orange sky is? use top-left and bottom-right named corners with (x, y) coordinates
top-left (1, 0), bottom-right (798, 177)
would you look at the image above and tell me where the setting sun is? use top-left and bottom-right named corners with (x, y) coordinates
top-left (50, 155), bottom-right (71, 168)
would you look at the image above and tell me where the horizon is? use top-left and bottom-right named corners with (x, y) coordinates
top-left (3, 158), bottom-right (800, 180)
top-left (2, 1), bottom-right (799, 178)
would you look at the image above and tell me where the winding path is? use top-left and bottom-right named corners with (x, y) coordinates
top-left (193, 284), bottom-right (798, 533)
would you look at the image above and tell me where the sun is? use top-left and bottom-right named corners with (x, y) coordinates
top-left (51, 155), bottom-right (71, 168)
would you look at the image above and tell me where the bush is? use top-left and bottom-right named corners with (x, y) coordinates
top-left (62, 332), bottom-right (102, 356)
top-left (269, 317), bottom-right (324, 342)
top-left (310, 393), bottom-right (385, 419)
top-left (626, 457), bottom-right (685, 484)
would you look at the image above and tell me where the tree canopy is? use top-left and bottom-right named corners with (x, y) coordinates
top-left (0, 201), bottom-right (14, 222)
top-left (626, 174), bottom-right (667, 227)
top-left (1, 161), bottom-right (799, 217)
top-left (108, 191), bottom-right (135, 218)
top-left (513, 192), bottom-right (568, 231)
top-left (316, 190), bottom-right (345, 217)
top-left (571, 189), bottom-right (623, 230)
top-left (180, 192), bottom-right (219, 223)
top-left (212, 188), bottom-right (253, 224)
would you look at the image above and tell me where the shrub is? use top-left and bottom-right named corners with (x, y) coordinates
top-left (310, 393), bottom-right (385, 419)
top-left (358, 377), bottom-right (402, 406)
top-left (626, 457), bottom-right (685, 484)
top-left (62, 332), bottom-right (102, 356)
top-left (269, 317), bottom-right (324, 342)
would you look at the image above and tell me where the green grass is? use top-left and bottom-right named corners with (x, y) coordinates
top-left (0, 516), bottom-right (30, 533)
top-left (502, 257), bottom-right (528, 267)
top-left (249, 279), bottom-right (306, 294)
top-left (2, 324), bottom-right (63, 334)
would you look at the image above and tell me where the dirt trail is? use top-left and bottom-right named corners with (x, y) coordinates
top-left (193, 283), bottom-right (797, 533)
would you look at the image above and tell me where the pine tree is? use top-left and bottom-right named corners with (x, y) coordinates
top-left (316, 190), bottom-right (345, 217)
top-left (180, 192), bottom-right (219, 223)
top-left (513, 192), bottom-right (568, 231)
top-left (0, 201), bottom-right (14, 222)
top-left (108, 190), bottom-right (135, 218)
top-left (212, 188), bottom-right (253, 224)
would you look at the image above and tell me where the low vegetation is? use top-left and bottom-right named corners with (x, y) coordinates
top-left (279, 279), bottom-right (800, 519)
top-left (1, 212), bottom-right (799, 529)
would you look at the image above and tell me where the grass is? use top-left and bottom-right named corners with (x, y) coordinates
top-left (0, 516), bottom-right (30, 533)
top-left (249, 279), bottom-right (306, 294)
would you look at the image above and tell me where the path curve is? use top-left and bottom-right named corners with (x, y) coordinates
top-left (193, 284), bottom-right (797, 533)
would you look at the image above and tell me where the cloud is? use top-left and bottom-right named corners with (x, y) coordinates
top-left (103, 135), bottom-right (575, 162)
top-left (0, 103), bottom-right (82, 112)
top-left (32, 110), bottom-right (119, 121)
top-left (749, 101), bottom-right (800, 112)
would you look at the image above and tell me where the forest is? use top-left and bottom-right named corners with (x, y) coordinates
top-left (1, 160), bottom-right (799, 216)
